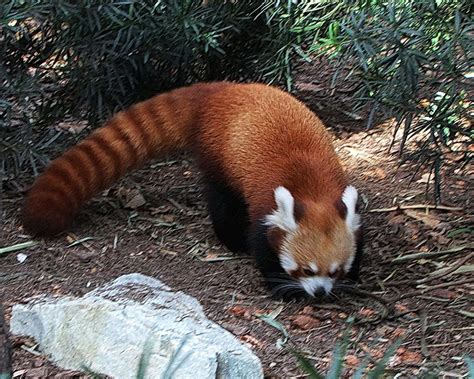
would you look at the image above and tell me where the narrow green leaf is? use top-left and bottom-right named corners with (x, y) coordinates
top-left (292, 350), bottom-right (325, 379)
top-left (0, 241), bottom-right (37, 256)
top-left (367, 339), bottom-right (402, 379)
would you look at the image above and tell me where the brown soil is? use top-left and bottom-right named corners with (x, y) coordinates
top-left (1, 62), bottom-right (473, 378)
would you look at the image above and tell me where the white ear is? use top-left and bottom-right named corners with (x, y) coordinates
top-left (265, 186), bottom-right (298, 232)
top-left (342, 185), bottom-right (360, 232)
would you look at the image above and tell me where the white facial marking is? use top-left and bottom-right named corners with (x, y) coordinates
top-left (279, 252), bottom-right (298, 273)
top-left (309, 262), bottom-right (318, 273)
top-left (329, 262), bottom-right (340, 275)
top-left (265, 186), bottom-right (298, 232)
top-left (344, 254), bottom-right (355, 273)
top-left (300, 276), bottom-right (334, 296)
top-left (342, 185), bottom-right (361, 232)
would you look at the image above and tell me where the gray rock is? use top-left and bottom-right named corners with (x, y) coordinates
top-left (10, 273), bottom-right (263, 379)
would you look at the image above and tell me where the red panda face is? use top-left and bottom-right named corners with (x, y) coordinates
top-left (265, 186), bottom-right (360, 297)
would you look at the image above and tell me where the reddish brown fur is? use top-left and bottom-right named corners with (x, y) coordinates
top-left (22, 82), bottom-right (348, 239)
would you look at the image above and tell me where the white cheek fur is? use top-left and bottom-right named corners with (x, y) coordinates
top-left (344, 253), bottom-right (355, 273)
top-left (279, 252), bottom-right (298, 272)
top-left (342, 185), bottom-right (361, 233)
top-left (329, 262), bottom-right (339, 274)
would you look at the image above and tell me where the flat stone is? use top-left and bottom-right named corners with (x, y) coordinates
top-left (10, 273), bottom-right (263, 379)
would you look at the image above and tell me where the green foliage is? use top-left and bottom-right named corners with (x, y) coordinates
top-left (466, 356), bottom-right (474, 378)
top-left (318, 0), bottom-right (473, 200)
top-left (293, 324), bottom-right (402, 378)
top-left (1, 0), bottom-right (331, 175)
top-left (295, 330), bottom-right (473, 378)
top-left (1, 0), bottom-right (329, 122)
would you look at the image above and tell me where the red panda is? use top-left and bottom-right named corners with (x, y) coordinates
top-left (22, 82), bottom-right (363, 298)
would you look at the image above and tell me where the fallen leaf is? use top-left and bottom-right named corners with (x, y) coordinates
top-left (358, 307), bottom-right (375, 317)
top-left (55, 120), bottom-right (88, 134)
top-left (397, 348), bottom-right (423, 364)
top-left (457, 309), bottom-right (474, 318)
top-left (13, 370), bottom-right (28, 378)
top-left (160, 214), bottom-right (176, 223)
top-left (240, 334), bottom-right (264, 349)
top-left (150, 205), bottom-right (172, 214)
top-left (430, 288), bottom-right (457, 299)
top-left (125, 192), bottom-right (146, 209)
top-left (404, 209), bottom-right (440, 229)
top-left (221, 322), bottom-right (248, 336)
top-left (228, 305), bottom-right (252, 319)
top-left (374, 167), bottom-right (387, 179)
top-left (117, 188), bottom-right (146, 209)
top-left (395, 303), bottom-right (409, 313)
top-left (256, 306), bottom-right (288, 348)
top-left (72, 250), bottom-right (97, 263)
top-left (416, 172), bottom-right (434, 184)
top-left (387, 214), bottom-right (408, 225)
top-left (300, 306), bottom-right (314, 315)
top-left (345, 354), bottom-right (360, 367)
top-left (375, 325), bottom-right (392, 336)
top-left (391, 328), bottom-right (407, 338)
top-left (291, 315), bottom-right (320, 330)
top-left (253, 309), bottom-right (267, 317)
top-left (22, 367), bottom-right (49, 377)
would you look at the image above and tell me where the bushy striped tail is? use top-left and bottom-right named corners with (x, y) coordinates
top-left (22, 85), bottom-right (205, 236)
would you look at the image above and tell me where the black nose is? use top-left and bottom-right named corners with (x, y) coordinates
top-left (313, 287), bottom-right (326, 297)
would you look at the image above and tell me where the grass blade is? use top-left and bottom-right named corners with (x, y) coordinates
top-left (0, 241), bottom-right (37, 256)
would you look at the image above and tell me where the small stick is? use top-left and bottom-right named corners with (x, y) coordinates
top-left (390, 278), bottom-right (474, 302)
top-left (416, 252), bottom-right (474, 284)
top-left (392, 245), bottom-right (472, 262)
top-left (369, 204), bottom-right (463, 213)
top-left (167, 197), bottom-right (190, 211)
top-left (419, 311), bottom-right (430, 357)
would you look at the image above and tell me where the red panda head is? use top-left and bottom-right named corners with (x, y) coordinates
top-left (265, 186), bottom-right (360, 297)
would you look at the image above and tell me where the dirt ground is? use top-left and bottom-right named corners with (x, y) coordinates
top-left (1, 62), bottom-right (473, 378)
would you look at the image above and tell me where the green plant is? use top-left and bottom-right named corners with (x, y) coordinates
top-left (317, 0), bottom-right (473, 201)
top-left (295, 332), bottom-right (474, 378)
top-left (1, 0), bottom-right (332, 177)
top-left (293, 323), bottom-right (402, 378)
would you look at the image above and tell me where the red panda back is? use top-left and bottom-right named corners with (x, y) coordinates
top-left (193, 83), bottom-right (348, 221)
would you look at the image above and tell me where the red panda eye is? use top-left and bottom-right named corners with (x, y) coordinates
top-left (328, 269), bottom-right (341, 278)
top-left (303, 268), bottom-right (315, 276)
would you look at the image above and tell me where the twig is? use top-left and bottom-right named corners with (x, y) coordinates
top-left (20, 344), bottom-right (43, 356)
top-left (416, 252), bottom-right (474, 284)
top-left (167, 197), bottom-right (190, 211)
top-left (419, 311), bottom-right (430, 358)
top-left (390, 278), bottom-right (474, 302)
top-left (369, 204), bottom-right (463, 213)
top-left (426, 342), bottom-right (464, 348)
top-left (342, 287), bottom-right (391, 324)
top-left (344, 287), bottom-right (390, 305)
top-left (392, 245), bottom-right (472, 262)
